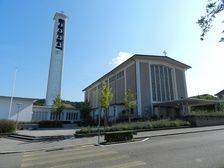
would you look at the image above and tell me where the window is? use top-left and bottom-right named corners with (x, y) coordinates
top-left (155, 66), bottom-right (161, 101)
top-left (164, 67), bottom-right (170, 101)
top-left (116, 70), bottom-right (124, 79)
top-left (168, 69), bottom-right (174, 100)
top-left (151, 64), bottom-right (174, 102)
top-left (109, 75), bottom-right (116, 83)
top-left (66, 112), bottom-right (78, 120)
top-left (160, 66), bottom-right (166, 101)
top-left (151, 65), bottom-right (157, 101)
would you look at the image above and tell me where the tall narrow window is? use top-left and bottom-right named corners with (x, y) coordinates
top-left (160, 66), bottom-right (166, 101)
top-left (155, 66), bottom-right (161, 101)
top-left (151, 65), bottom-right (156, 101)
top-left (151, 64), bottom-right (174, 102)
top-left (168, 69), bottom-right (174, 100)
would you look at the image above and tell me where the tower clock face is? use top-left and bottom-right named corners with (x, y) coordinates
top-left (55, 18), bottom-right (65, 50)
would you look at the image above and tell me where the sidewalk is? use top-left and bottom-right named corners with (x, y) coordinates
top-left (1, 125), bottom-right (224, 154)
top-left (16, 129), bottom-right (77, 137)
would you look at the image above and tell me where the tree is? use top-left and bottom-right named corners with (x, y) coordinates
top-left (99, 81), bottom-right (113, 126)
top-left (193, 94), bottom-right (218, 100)
top-left (197, 0), bottom-right (224, 41)
top-left (191, 94), bottom-right (218, 111)
top-left (33, 99), bottom-right (45, 106)
top-left (124, 89), bottom-right (136, 123)
top-left (80, 101), bottom-right (92, 125)
top-left (51, 95), bottom-right (64, 120)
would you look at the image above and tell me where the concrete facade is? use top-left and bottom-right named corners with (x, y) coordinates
top-left (83, 54), bottom-right (191, 120)
top-left (45, 12), bottom-right (68, 106)
top-left (0, 96), bottom-right (35, 122)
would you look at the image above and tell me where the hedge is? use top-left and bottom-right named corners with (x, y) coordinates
top-left (104, 131), bottom-right (133, 142)
top-left (186, 111), bottom-right (224, 118)
top-left (76, 119), bottom-right (190, 134)
top-left (0, 120), bottom-right (16, 133)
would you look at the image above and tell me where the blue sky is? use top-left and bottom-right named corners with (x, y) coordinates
top-left (1, 0), bottom-right (224, 101)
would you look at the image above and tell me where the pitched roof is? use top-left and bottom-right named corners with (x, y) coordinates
top-left (63, 103), bottom-right (76, 109)
top-left (215, 89), bottom-right (224, 96)
top-left (83, 54), bottom-right (191, 91)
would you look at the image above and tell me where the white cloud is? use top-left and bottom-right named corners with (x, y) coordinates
top-left (111, 52), bottom-right (132, 67)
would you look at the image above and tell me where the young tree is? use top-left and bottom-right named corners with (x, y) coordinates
top-left (124, 89), bottom-right (136, 123)
top-left (51, 95), bottom-right (64, 120)
top-left (197, 0), bottom-right (224, 41)
top-left (99, 81), bottom-right (113, 126)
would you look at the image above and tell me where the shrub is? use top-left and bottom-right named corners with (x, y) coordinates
top-left (38, 120), bottom-right (63, 128)
top-left (0, 120), bottom-right (16, 133)
top-left (104, 131), bottom-right (133, 142)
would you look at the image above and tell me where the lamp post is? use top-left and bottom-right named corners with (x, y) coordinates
top-left (16, 103), bottom-right (22, 131)
top-left (8, 68), bottom-right (18, 119)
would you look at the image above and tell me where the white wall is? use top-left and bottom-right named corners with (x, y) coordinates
top-left (0, 97), bottom-right (34, 121)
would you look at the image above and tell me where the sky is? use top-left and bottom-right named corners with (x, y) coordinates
top-left (1, 0), bottom-right (224, 102)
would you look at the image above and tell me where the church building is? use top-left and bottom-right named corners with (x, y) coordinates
top-left (83, 54), bottom-right (191, 121)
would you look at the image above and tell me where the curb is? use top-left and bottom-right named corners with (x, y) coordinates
top-left (0, 143), bottom-right (94, 155)
top-left (133, 127), bottom-right (224, 139)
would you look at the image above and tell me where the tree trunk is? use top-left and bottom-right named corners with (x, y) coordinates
top-left (104, 108), bottom-right (108, 127)
top-left (106, 108), bottom-right (109, 126)
top-left (128, 109), bottom-right (131, 123)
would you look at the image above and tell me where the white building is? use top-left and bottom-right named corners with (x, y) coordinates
top-left (0, 96), bottom-right (80, 123)
top-left (32, 104), bottom-right (80, 122)
top-left (0, 96), bottom-right (35, 122)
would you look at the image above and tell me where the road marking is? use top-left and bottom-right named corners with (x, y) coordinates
top-left (22, 147), bottom-right (108, 162)
top-left (21, 150), bottom-right (117, 168)
top-left (104, 161), bottom-right (146, 168)
top-left (23, 145), bottom-right (95, 158)
top-left (101, 139), bottom-right (147, 147)
top-left (141, 138), bottom-right (149, 142)
top-left (80, 144), bottom-right (94, 148)
top-left (195, 158), bottom-right (203, 162)
top-left (49, 154), bottom-right (129, 168)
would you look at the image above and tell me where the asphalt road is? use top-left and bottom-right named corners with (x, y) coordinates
top-left (108, 129), bottom-right (224, 168)
top-left (2, 130), bottom-right (224, 168)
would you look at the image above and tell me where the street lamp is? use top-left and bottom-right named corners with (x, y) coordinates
top-left (8, 68), bottom-right (18, 119)
top-left (16, 103), bottom-right (22, 131)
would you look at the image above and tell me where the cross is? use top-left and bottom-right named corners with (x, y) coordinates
top-left (163, 50), bottom-right (167, 56)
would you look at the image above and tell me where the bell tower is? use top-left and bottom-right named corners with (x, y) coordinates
top-left (45, 12), bottom-right (68, 106)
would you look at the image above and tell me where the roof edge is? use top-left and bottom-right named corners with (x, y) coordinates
top-left (83, 54), bottom-right (191, 91)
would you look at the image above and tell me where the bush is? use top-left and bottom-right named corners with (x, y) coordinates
top-left (186, 111), bottom-right (224, 117)
top-left (38, 120), bottom-right (63, 128)
top-left (77, 127), bottom-right (103, 134)
top-left (104, 131), bottom-right (133, 142)
top-left (0, 120), bottom-right (16, 133)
